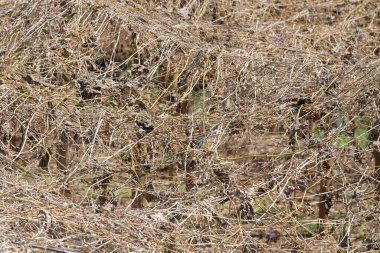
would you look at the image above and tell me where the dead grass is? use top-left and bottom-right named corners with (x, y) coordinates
top-left (0, 0), bottom-right (379, 252)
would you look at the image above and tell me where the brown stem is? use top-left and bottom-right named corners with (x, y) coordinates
top-left (318, 161), bottom-right (332, 234)
top-left (374, 149), bottom-right (380, 196)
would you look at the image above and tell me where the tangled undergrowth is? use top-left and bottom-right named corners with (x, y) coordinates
top-left (0, 0), bottom-right (379, 252)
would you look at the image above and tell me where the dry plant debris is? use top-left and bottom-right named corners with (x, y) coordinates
top-left (0, 0), bottom-right (379, 252)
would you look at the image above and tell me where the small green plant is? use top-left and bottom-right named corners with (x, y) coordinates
top-left (158, 103), bottom-right (168, 110)
top-left (336, 136), bottom-right (350, 148)
top-left (114, 186), bottom-right (133, 198)
top-left (314, 127), bottom-right (325, 140)
top-left (115, 63), bottom-right (132, 79)
top-left (327, 116), bottom-right (370, 149)
top-left (192, 85), bottom-right (210, 114)
top-left (296, 221), bottom-right (322, 238)
top-left (355, 118), bottom-right (369, 149)
top-left (332, 117), bottom-right (346, 130)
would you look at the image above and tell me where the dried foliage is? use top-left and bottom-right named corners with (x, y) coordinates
top-left (0, 0), bottom-right (379, 252)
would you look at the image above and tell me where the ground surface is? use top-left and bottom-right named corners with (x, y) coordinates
top-left (0, 0), bottom-right (379, 252)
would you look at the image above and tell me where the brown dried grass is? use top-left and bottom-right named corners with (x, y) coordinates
top-left (0, 0), bottom-right (379, 252)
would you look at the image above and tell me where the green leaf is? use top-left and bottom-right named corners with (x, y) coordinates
top-left (115, 63), bottom-right (132, 79)
top-left (296, 221), bottom-right (322, 238)
top-left (314, 128), bottom-right (325, 140)
top-left (191, 87), bottom-right (210, 114)
top-left (158, 103), bottom-right (167, 110)
top-left (354, 118), bottom-right (369, 149)
top-left (150, 86), bottom-right (159, 96)
top-left (332, 117), bottom-right (346, 130)
top-left (336, 136), bottom-right (350, 148)
top-left (114, 187), bottom-right (133, 198)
